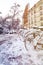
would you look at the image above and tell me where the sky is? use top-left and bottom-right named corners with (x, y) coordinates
top-left (0, 0), bottom-right (39, 17)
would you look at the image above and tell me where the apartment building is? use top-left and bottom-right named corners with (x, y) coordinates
top-left (23, 0), bottom-right (43, 28)
top-left (28, 0), bottom-right (43, 28)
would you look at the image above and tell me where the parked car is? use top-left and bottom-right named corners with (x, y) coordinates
top-left (0, 27), bottom-right (3, 34)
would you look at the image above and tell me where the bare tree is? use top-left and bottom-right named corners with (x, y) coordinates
top-left (9, 3), bottom-right (20, 18)
top-left (2, 3), bottom-right (22, 31)
top-left (9, 3), bottom-right (22, 29)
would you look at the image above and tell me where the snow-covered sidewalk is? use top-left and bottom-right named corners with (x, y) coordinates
top-left (0, 33), bottom-right (43, 65)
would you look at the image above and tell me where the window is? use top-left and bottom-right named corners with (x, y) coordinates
top-left (40, 17), bottom-right (43, 21)
top-left (41, 22), bottom-right (43, 26)
top-left (40, 12), bottom-right (42, 15)
top-left (40, 11), bottom-right (43, 15)
top-left (40, 6), bottom-right (42, 10)
top-left (31, 21), bottom-right (33, 24)
top-left (34, 10), bottom-right (36, 13)
top-left (34, 4), bottom-right (36, 7)
top-left (31, 12), bottom-right (33, 15)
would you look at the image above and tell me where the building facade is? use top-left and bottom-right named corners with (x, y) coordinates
top-left (23, 0), bottom-right (43, 28)
top-left (29, 0), bottom-right (43, 28)
top-left (23, 4), bottom-right (29, 28)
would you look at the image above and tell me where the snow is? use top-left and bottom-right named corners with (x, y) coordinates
top-left (0, 29), bottom-right (43, 65)
top-left (39, 26), bottom-right (43, 28)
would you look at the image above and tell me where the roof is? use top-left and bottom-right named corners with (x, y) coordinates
top-left (28, 0), bottom-right (42, 12)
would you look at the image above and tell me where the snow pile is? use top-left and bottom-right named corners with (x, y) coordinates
top-left (0, 32), bottom-right (43, 65)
